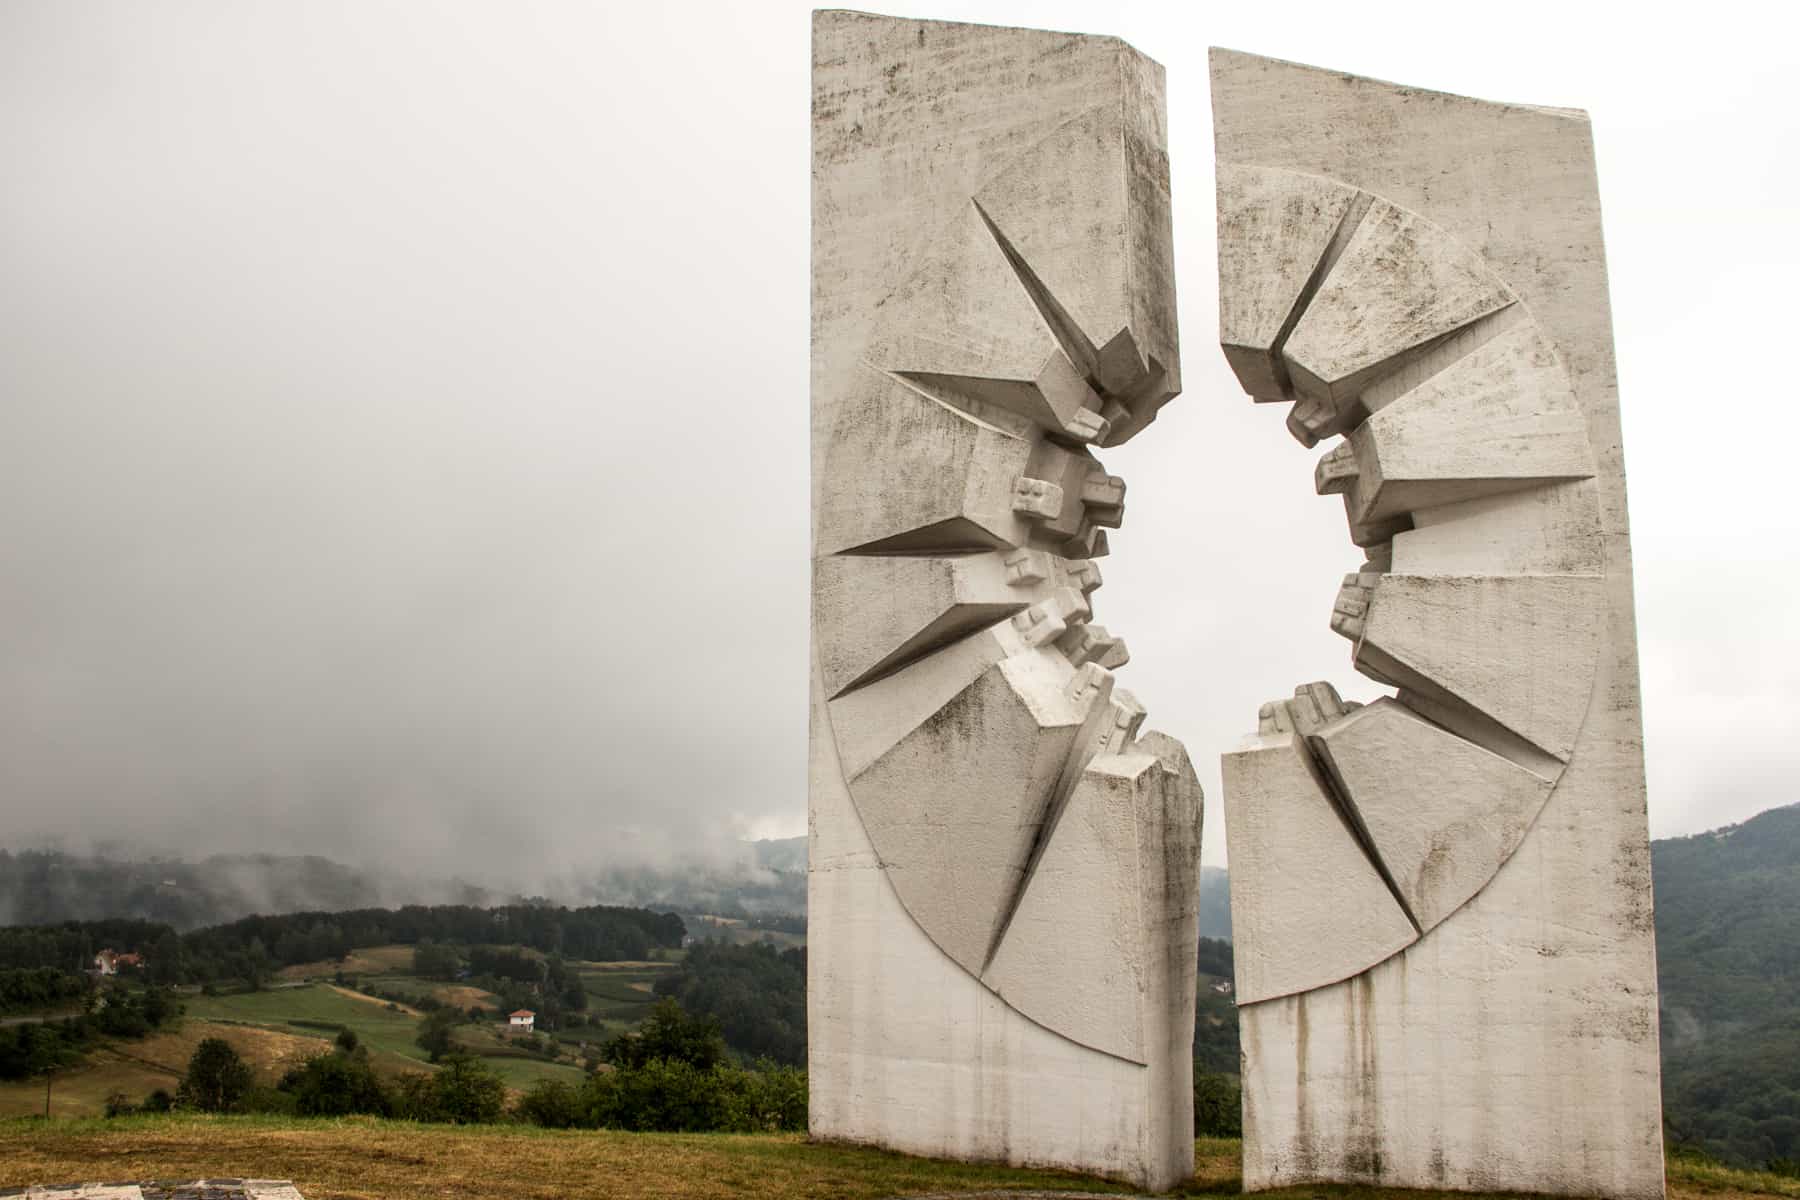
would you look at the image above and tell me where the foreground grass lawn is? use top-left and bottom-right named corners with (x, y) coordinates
top-left (0, 1117), bottom-right (1795, 1200)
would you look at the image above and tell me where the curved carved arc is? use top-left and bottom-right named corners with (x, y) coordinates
top-left (811, 97), bottom-right (1184, 1054)
top-left (1216, 165), bottom-right (1613, 1003)
top-left (810, 636), bottom-right (1149, 1063)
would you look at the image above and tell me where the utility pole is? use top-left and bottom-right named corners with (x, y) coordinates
top-left (44, 1069), bottom-right (52, 1119)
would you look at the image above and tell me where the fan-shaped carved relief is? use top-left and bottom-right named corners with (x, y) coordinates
top-left (1216, 165), bottom-right (1604, 1004)
top-left (812, 105), bottom-right (1196, 1063)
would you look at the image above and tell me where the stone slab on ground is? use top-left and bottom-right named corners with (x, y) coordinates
top-left (0, 1183), bottom-right (303, 1200)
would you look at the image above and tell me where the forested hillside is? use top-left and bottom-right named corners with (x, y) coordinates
top-left (1655, 802), bottom-right (1800, 1169)
top-left (0, 850), bottom-right (492, 931)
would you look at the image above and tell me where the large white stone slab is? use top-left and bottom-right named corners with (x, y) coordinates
top-left (1213, 46), bottom-right (1664, 1200)
top-left (810, 13), bottom-right (1197, 1190)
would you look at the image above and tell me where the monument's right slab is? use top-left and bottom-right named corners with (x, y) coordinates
top-left (1211, 50), bottom-right (1665, 1200)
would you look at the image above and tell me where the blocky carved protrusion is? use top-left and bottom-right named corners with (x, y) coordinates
top-left (1004, 548), bottom-right (1051, 586)
top-left (1066, 558), bottom-right (1103, 593)
top-left (1329, 572), bottom-right (1380, 642)
top-left (1012, 477), bottom-right (1064, 521)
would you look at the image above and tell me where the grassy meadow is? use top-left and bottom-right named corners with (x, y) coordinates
top-left (0, 941), bottom-right (669, 1117)
top-left (2, 1118), bottom-right (1797, 1200)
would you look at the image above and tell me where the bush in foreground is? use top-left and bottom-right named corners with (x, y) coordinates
top-left (513, 1059), bottom-right (806, 1133)
top-left (281, 1047), bottom-right (391, 1117)
top-left (395, 1053), bottom-right (507, 1124)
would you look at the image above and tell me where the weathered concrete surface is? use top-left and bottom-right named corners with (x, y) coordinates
top-left (1212, 48), bottom-right (1664, 1200)
top-left (810, 12), bottom-right (1198, 1191)
top-left (1221, 726), bottom-right (1417, 1004)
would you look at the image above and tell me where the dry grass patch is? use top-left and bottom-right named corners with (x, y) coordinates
top-left (0, 1117), bottom-right (1794, 1200)
top-left (0, 1116), bottom-right (1146, 1199)
top-left (0, 1022), bottom-right (330, 1120)
top-left (278, 945), bottom-right (417, 981)
top-left (430, 984), bottom-right (500, 1009)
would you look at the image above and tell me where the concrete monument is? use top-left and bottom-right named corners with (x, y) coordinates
top-left (809, 12), bottom-right (1201, 1190)
top-left (1211, 51), bottom-right (1665, 1199)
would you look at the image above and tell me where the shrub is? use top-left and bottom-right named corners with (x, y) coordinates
top-left (142, 1088), bottom-right (175, 1113)
top-left (582, 1057), bottom-right (724, 1131)
top-left (567, 1060), bottom-right (808, 1133)
top-left (514, 1078), bottom-right (585, 1129)
top-left (394, 1053), bottom-right (505, 1124)
top-left (281, 1050), bottom-right (391, 1117)
top-left (1193, 1069), bottom-right (1242, 1137)
top-left (718, 1061), bottom-right (807, 1132)
top-left (602, 998), bottom-right (724, 1070)
top-left (176, 1037), bottom-right (253, 1113)
top-left (103, 1090), bottom-right (135, 1118)
top-left (416, 1007), bottom-right (459, 1063)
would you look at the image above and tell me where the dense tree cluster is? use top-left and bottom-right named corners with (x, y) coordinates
top-left (0, 966), bottom-right (90, 1015)
top-left (652, 942), bottom-right (804, 1066)
top-left (0, 983), bottom-right (178, 1080)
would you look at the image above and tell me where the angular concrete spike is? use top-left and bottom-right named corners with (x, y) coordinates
top-left (1392, 478), bottom-right (1605, 576)
top-left (1284, 199), bottom-right (1516, 406)
top-left (983, 751), bottom-right (1155, 1063)
top-left (827, 618), bottom-right (1019, 781)
top-left (1216, 164), bottom-right (1362, 400)
top-left (974, 102), bottom-right (1181, 439)
top-left (862, 200), bottom-right (1074, 397)
top-left (813, 555), bottom-right (1030, 699)
top-left (1339, 323), bottom-right (1596, 523)
top-left (817, 370), bottom-right (1035, 557)
top-left (1311, 698), bottom-right (1554, 931)
top-left (891, 354), bottom-right (1109, 445)
top-left (1221, 729), bottom-right (1418, 1004)
top-left (845, 646), bottom-right (1109, 978)
top-left (1356, 573), bottom-right (1603, 762)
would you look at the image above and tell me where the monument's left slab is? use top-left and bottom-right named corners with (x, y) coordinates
top-left (809, 11), bottom-right (1200, 1191)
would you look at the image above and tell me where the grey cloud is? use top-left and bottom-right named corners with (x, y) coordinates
top-left (0, 1), bottom-right (1792, 889)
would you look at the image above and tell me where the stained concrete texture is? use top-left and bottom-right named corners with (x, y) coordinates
top-left (810, 11), bottom-right (1198, 1191)
top-left (1212, 47), bottom-right (1664, 1200)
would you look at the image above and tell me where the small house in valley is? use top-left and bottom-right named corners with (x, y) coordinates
top-left (508, 1009), bottom-right (535, 1031)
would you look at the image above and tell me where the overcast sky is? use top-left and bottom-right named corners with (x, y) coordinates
top-left (1, 1), bottom-right (1793, 885)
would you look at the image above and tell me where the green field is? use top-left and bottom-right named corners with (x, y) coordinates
top-left (574, 964), bottom-right (675, 1040)
top-left (182, 983), bottom-right (586, 1091)
top-left (184, 985), bottom-right (427, 1065)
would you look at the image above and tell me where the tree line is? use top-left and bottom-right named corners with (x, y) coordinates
top-left (0, 901), bottom-right (685, 991)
